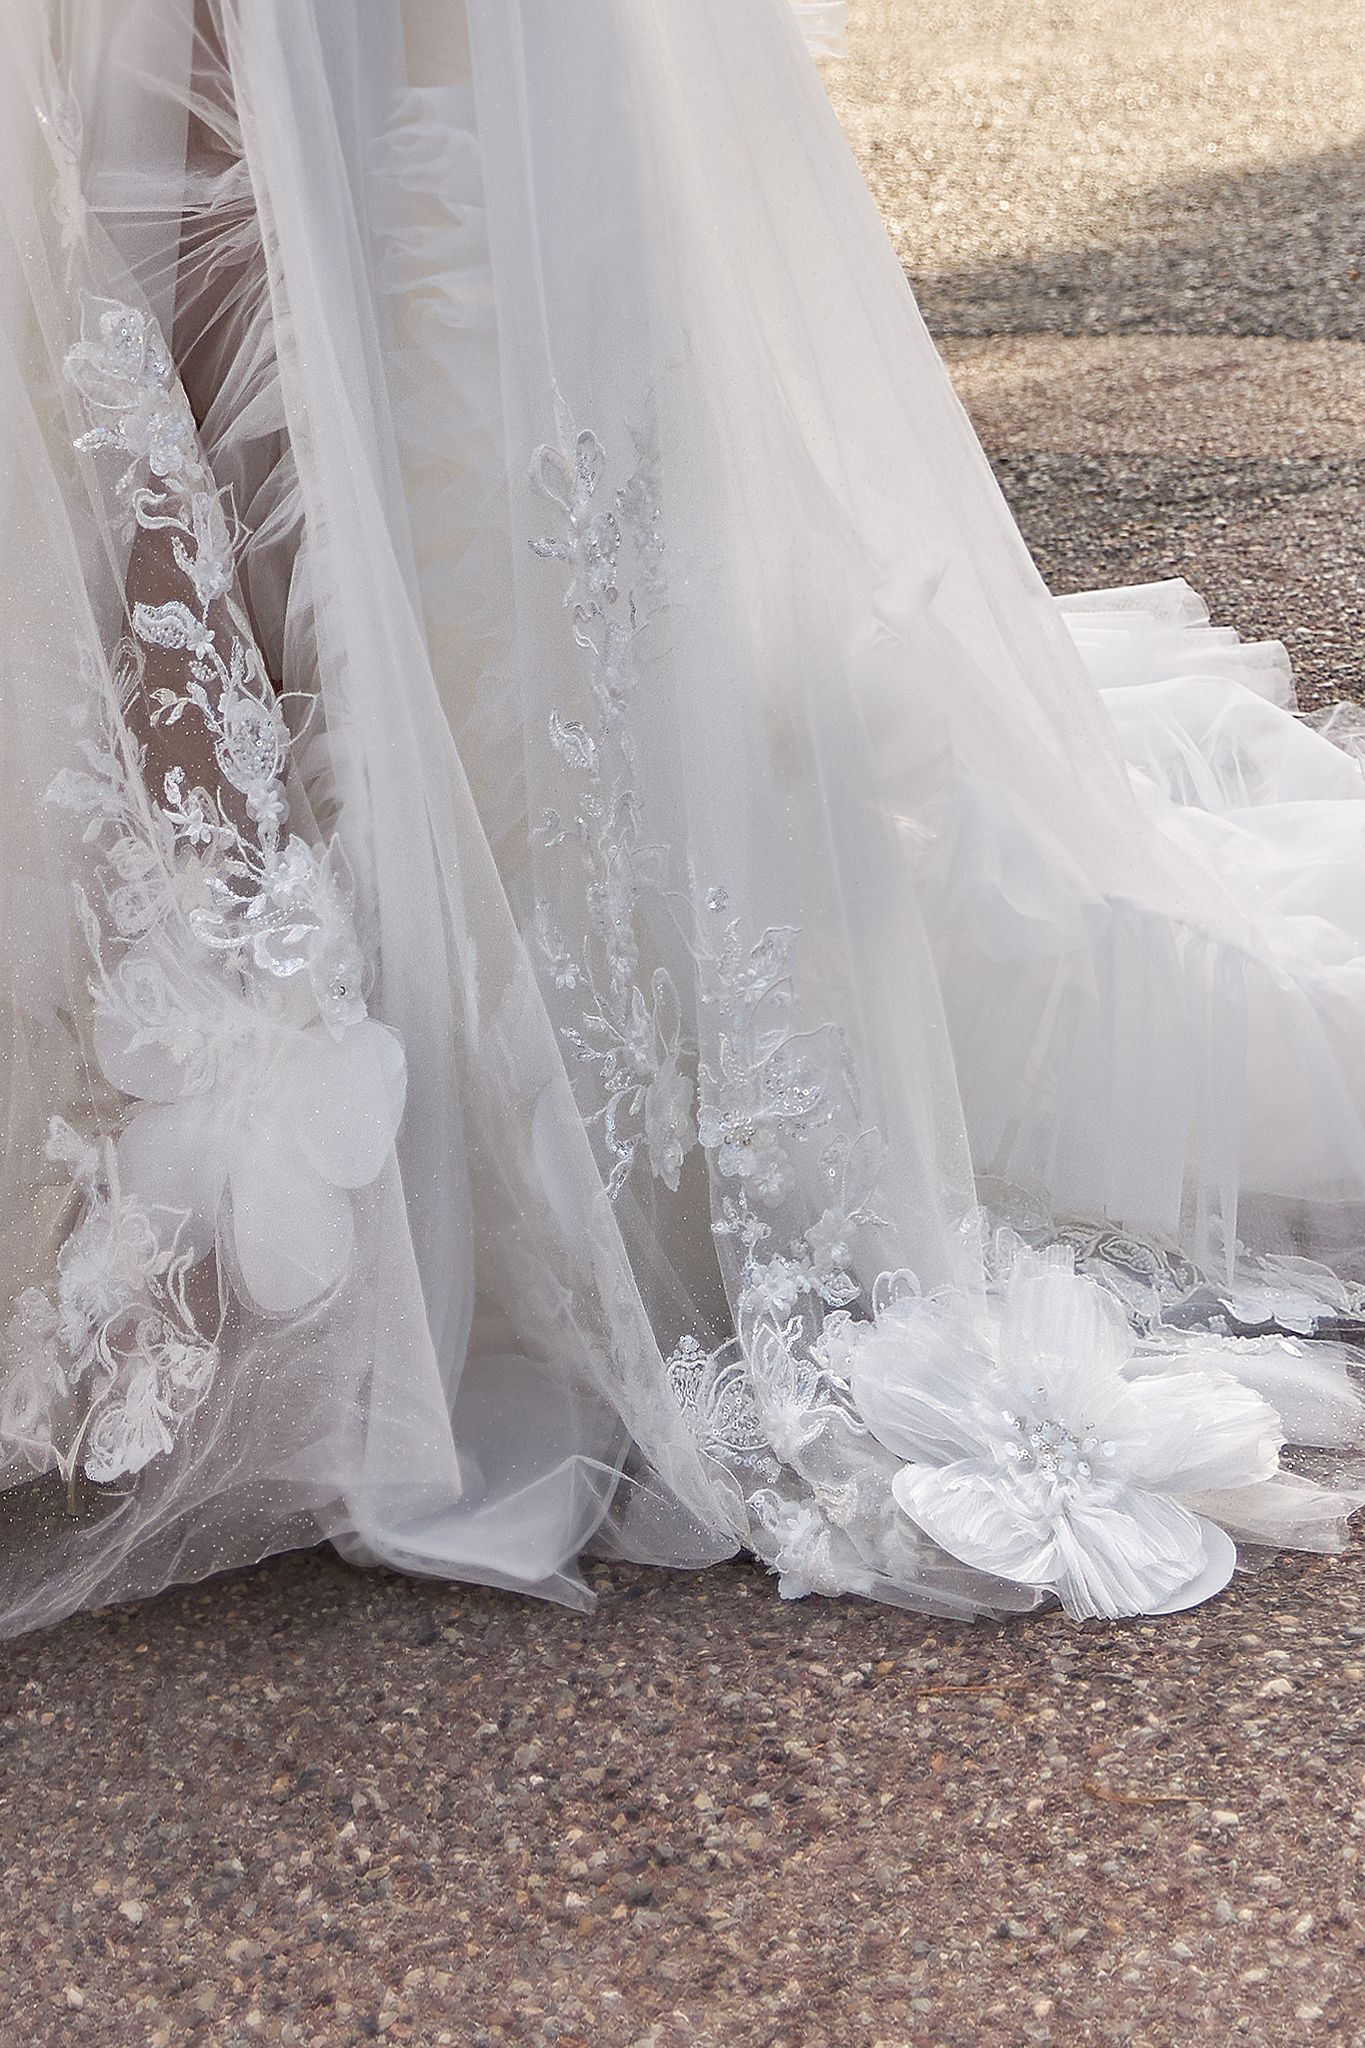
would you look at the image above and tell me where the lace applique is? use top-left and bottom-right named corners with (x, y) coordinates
top-left (0, 1121), bottom-right (217, 1485)
top-left (527, 408), bottom-right (906, 1581)
top-left (658, 917), bottom-right (907, 1590)
top-left (664, 1335), bottom-right (779, 1485)
top-left (529, 404), bottom-right (693, 1199)
top-left (4, 294), bottom-right (404, 1485)
top-left (694, 913), bottom-right (882, 1315)
top-left (36, 87), bottom-right (86, 259)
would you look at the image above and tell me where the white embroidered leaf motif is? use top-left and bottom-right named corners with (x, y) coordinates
top-left (132, 599), bottom-right (213, 653)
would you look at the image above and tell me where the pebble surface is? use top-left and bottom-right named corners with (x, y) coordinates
top-left (5, 1547), bottom-right (1365, 2045)
top-left (5, 5), bottom-right (1365, 2045)
top-left (830, 0), bottom-right (1365, 341)
top-left (826, 1), bottom-right (1365, 706)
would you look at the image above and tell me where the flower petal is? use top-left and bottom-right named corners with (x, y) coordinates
top-left (226, 1131), bottom-right (354, 1314)
top-left (1186, 1471), bottom-right (1365, 1552)
top-left (996, 1260), bottom-right (1134, 1422)
top-left (847, 1301), bottom-right (1000, 1466)
top-left (280, 1020), bottom-right (406, 1191)
top-left (891, 1460), bottom-right (1060, 1585)
top-left (1051, 1487), bottom-right (1232, 1620)
top-left (93, 1011), bottom-right (187, 1103)
top-left (1179, 1338), bottom-right (1365, 1450)
top-left (1143, 1521), bottom-right (1238, 1616)
top-left (1118, 1367), bottom-right (1282, 1493)
top-left (893, 1457), bottom-right (1238, 1621)
top-left (114, 1097), bottom-right (227, 1257)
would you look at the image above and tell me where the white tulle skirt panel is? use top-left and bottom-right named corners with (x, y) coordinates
top-left (0, 0), bottom-right (1362, 1636)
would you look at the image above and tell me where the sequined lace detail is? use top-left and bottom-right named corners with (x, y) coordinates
top-left (528, 407), bottom-right (694, 1200)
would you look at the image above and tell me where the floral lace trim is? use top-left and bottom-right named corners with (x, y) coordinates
top-left (983, 1185), bottom-right (1365, 1338)
top-left (1, 288), bottom-right (403, 1487)
top-left (529, 403), bottom-right (694, 1199)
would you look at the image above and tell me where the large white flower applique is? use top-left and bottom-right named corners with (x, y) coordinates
top-left (830, 1253), bottom-right (1299, 1620)
top-left (92, 955), bottom-right (406, 1318)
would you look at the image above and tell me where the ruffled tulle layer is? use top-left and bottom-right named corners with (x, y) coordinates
top-left (1069, 580), bottom-right (1365, 1251)
top-left (915, 573), bottom-right (1365, 1289)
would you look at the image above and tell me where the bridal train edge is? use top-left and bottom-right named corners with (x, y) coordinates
top-left (0, 0), bottom-right (1363, 1637)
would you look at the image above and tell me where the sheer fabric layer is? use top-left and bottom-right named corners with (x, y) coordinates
top-left (0, 0), bottom-right (1361, 1637)
top-left (0, 0), bottom-right (733, 1635)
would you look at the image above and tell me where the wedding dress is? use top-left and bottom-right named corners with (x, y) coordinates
top-left (2, 0), bottom-right (1363, 1638)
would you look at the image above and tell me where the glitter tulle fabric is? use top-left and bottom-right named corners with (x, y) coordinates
top-left (0, 0), bottom-right (1362, 1636)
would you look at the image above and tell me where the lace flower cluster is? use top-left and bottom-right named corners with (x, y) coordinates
top-left (2, 296), bottom-right (404, 1485)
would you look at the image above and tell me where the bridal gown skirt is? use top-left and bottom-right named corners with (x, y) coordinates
top-left (1, 0), bottom-right (1364, 1635)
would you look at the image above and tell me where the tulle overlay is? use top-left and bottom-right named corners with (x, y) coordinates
top-left (0, 0), bottom-right (1361, 1636)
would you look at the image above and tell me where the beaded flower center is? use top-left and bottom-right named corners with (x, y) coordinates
top-left (1000, 1391), bottom-right (1117, 1485)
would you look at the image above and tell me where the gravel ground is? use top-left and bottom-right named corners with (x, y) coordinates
top-left (938, 334), bottom-right (1365, 701)
top-left (4, 1545), bottom-right (1365, 2047)
top-left (5, 7), bottom-right (1365, 2047)
top-left (985, 448), bottom-right (1364, 708)
top-left (829, 0), bottom-right (1365, 339)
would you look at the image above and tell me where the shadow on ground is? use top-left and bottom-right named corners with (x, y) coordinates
top-left (905, 144), bottom-right (1365, 339)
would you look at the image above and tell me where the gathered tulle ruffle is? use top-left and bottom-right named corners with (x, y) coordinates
top-left (1061, 581), bottom-right (1365, 1244)
top-left (917, 575), bottom-right (1365, 1290)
